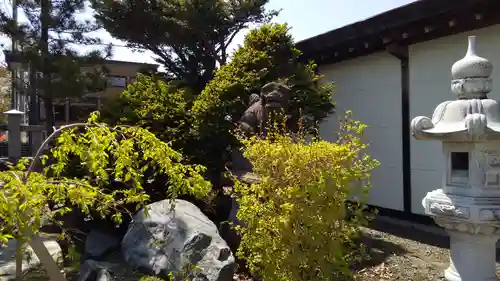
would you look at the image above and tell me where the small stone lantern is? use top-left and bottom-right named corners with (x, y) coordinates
top-left (412, 36), bottom-right (500, 281)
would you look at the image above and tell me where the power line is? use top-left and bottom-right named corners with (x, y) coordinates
top-left (2, 38), bottom-right (152, 52)
top-left (61, 40), bottom-right (150, 50)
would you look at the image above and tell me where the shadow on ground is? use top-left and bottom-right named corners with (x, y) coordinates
top-left (368, 218), bottom-right (449, 249)
top-left (367, 216), bottom-right (500, 263)
top-left (351, 233), bottom-right (407, 271)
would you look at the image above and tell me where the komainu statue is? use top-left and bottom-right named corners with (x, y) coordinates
top-left (222, 81), bottom-right (295, 252)
top-left (230, 82), bottom-right (292, 172)
top-left (238, 81), bottom-right (292, 136)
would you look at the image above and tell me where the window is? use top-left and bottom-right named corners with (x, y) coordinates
top-left (106, 76), bottom-right (127, 88)
top-left (450, 152), bottom-right (469, 185)
top-left (69, 104), bottom-right (97, 122)
top-left (74, 95), bottom-right (99, 105)
top-left (43, 94), bottom-right (101, 123)
top-left (69, 95), bottom-right (100, 122)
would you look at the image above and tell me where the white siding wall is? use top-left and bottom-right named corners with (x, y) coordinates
top-left (319, 52), bottom-right (404, 211)
top-left (409, 24), bottom-right (500, 214)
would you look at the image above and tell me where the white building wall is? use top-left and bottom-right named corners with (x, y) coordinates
top-left (319, 52), bottom-right (404, 211)
top-left (409, 24), bottom-right (500, 214)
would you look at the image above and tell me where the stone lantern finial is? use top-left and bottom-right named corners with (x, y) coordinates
top-left (451, 36), bottom-right (493, 99)
top-left (410, 36), bottom-right (500, 141)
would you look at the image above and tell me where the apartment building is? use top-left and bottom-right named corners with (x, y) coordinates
top-left (49, 59), bottom-right (158, 124)
top-left (4, 51), bottom-right (158, 124)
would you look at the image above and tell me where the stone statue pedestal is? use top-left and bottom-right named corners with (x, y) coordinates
top-left (445, 231), bottom-right (498, 281)
top-left (223, 170), bottom-right (261, 226)
top-left (423, 189), bottom-right (500, 281)
top-left (219, 170), bottom-right (261, 254)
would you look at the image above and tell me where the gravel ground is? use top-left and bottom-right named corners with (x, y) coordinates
top-left (353, 218), bottom-right (500, 281)
top-left (354, 226), bottom-right (449, 281)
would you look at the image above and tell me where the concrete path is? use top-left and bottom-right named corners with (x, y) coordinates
top-left (0, 236), bottom-right (62, 281)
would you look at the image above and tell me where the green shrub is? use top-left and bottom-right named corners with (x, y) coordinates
top-left (100, 74), bottom-right (193, 149)
top-left (191, 23), bottom-right (335, 177)
top-left (98, 75), bottom-right (218, 216)
top-left (232, 112), bottom-right (379, 281)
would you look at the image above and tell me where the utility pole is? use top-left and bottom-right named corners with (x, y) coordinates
top-left (10, 0), bottom-right (17, 110)
top-left (40, 0), bottom-right (53, 134)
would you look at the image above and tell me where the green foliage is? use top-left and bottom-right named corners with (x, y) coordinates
top-left (139, 276), bottom-right (165, 281)
top-left (139, 265), bottom-right (201, 281)
top-left (100, 74), bottom-right (192, 146)
top-left (232, 112), bottom-right (379, 281)
top-left (91, 0), bottom-right (277, 90)
top-left (191, 23), bottom-right (335, 174)
top-left (98, 74), bottom-right (212, 198)
top-left (0, 112), bottom-right (211, 253)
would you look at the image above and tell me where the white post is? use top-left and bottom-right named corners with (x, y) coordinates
top-left (4, 109), bottom-right (24, 161)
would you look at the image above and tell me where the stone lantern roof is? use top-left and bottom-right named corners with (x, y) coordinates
top-left (411, 36), bottom-right (500, 141)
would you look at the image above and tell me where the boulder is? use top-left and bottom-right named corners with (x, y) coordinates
top-left (121, 199), bottom-right (235, 281)
top-left (84, 230), bottom-right (120, 259)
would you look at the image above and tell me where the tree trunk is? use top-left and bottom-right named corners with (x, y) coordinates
top-left (40, 0), bottom-right (54, 135)
top-left (28, 65), bottom-right (39, 126)
top-left (28, 1), bottom-right (68, 281)
top-left (43, 96), bottom-right (54, 134)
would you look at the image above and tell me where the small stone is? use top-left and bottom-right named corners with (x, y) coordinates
top-left (96, 269), bottom-right (112, 281)
top-left (76, 260), bottom-right (117, 281)
top-left (77, 260), bottom-right (99, 281)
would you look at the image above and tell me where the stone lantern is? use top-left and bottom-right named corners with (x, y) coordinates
top-left (412, 36), bottom-right (500, 281)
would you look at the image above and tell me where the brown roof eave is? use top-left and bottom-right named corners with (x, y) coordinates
top-left (297, 0), bottom-right (500, 65)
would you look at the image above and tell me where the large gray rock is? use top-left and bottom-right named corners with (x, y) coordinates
top-left (121, 199), bottom-right (235, 281)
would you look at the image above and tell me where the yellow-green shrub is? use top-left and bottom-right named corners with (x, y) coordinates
top-left (233, 111), bottom-right (379, 281)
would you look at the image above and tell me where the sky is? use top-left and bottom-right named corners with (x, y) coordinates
top-left (0, 0), bottom-right (419, 66)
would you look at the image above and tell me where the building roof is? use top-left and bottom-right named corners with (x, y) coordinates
top-left (3, 50), bottom-right (159, 71)
top-left (100, 59), bottom-right (158, 69)
top-left (297, 0), bottom-right (500, 65)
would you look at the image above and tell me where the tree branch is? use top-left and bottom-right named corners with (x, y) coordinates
top-left (146, 44), bottom-right (184, 78)
top-left (24, 122), bottom-right (93, 182)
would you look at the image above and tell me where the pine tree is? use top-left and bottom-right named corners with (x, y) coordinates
top-left (91, 0), bottom-right (276, 91)
top-left (0, 0), bottom-right (112, 133)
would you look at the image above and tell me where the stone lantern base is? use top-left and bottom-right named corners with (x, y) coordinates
top-left (423, 189), bottom-right (500, 281)
top-left (444, 232), bottom-right (498, 281)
